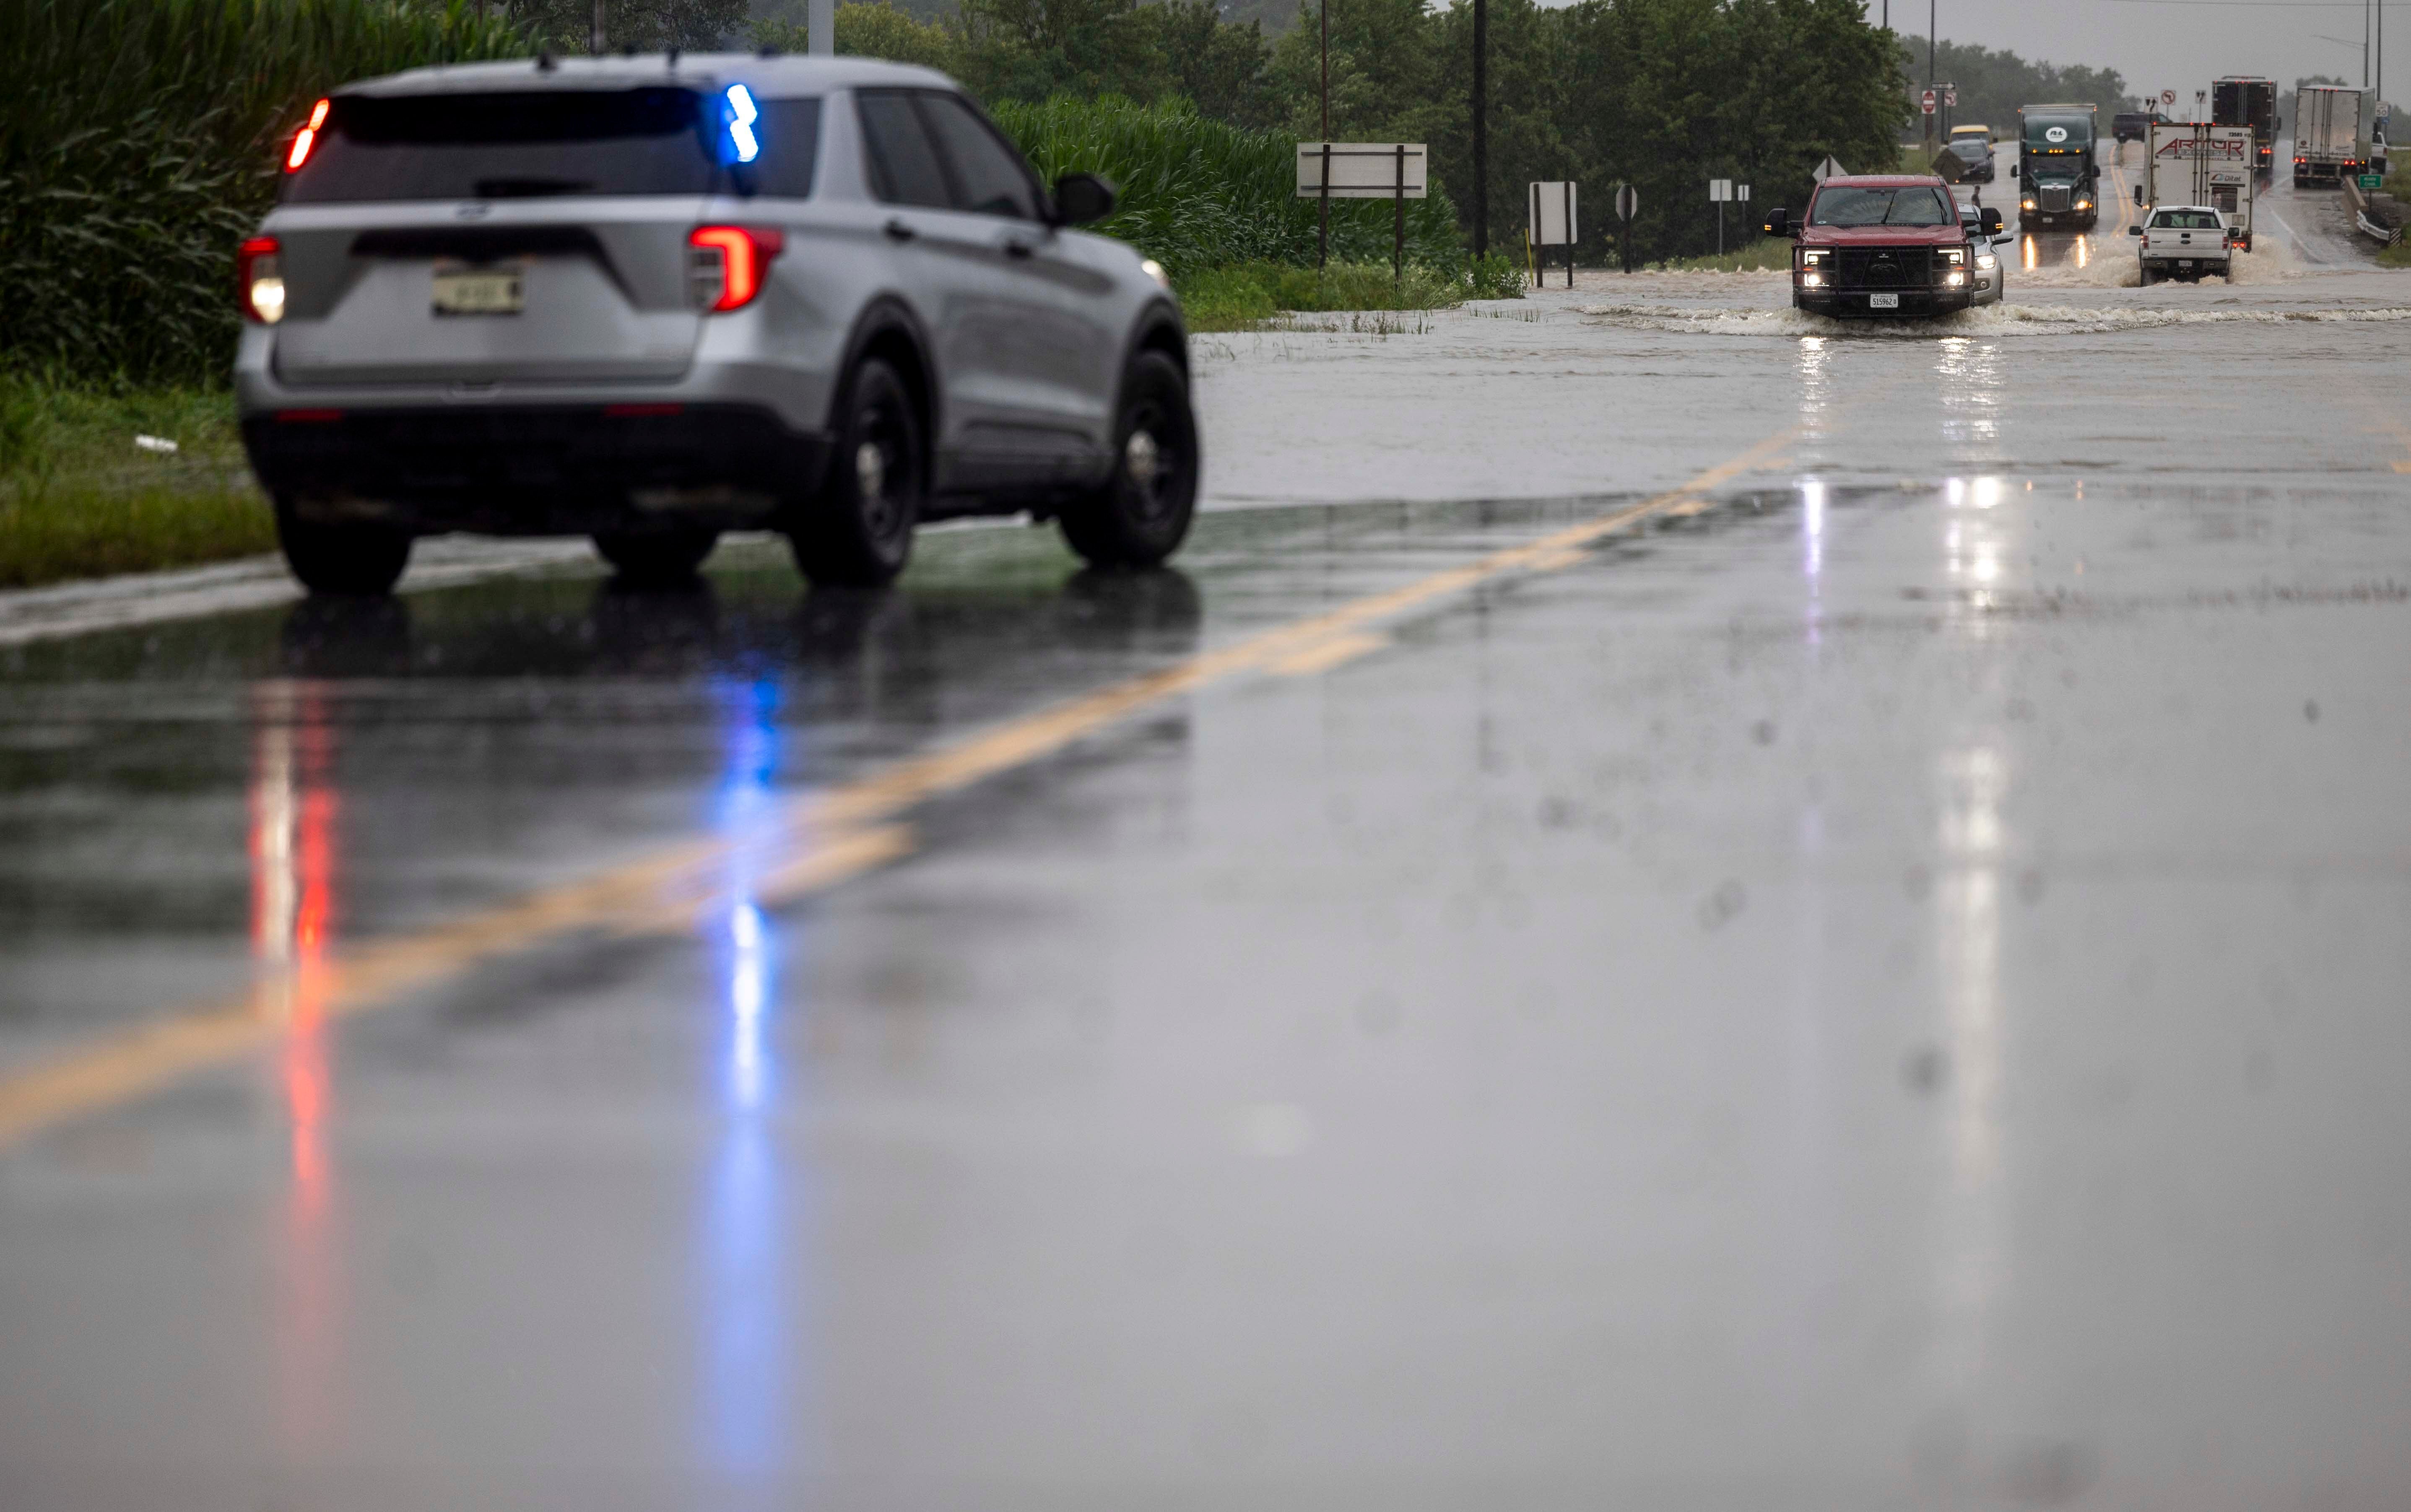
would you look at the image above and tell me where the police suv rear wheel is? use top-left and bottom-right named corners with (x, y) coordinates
top-left (790, 356), bottom-right (921, 588)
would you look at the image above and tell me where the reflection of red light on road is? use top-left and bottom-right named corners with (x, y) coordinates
top-left (254, 699), bottom-right (339, 1205)
top-left (250, 683), bottom-right (345, 1451)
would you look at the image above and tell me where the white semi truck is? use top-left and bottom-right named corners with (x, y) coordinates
top-left (2292, 82), bottom-right (2376, 186)
top-left (2135, 121), bottom-right (2256, 249)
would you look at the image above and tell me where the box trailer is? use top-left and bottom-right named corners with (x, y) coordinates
top-left (2211, 77), bottom-right (2276, 175)
top-left (2293, 82), bottom-right (2375, 186)
top-left (2141, 122), bottom-right (2256, 249)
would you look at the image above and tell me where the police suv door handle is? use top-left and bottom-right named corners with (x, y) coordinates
top-left (883, 218), bottom-right (917, 243)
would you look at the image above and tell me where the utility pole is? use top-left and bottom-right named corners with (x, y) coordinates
top-left (1473, 0), bottom-right (1488, 258)
top-left (1320, 0), bottom-right (1330, 269)
top-left (1927, 0), bottom-right (1937, 155)
top-left (590, 0), bottom-right (604, 54)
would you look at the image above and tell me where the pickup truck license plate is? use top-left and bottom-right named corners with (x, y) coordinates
top-left (1868, 292), bottom-right (1900, 309)
top-left (432, 263), bottom-right (525, 317)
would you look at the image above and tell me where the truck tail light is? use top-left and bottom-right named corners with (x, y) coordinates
top-left (239, 236), bottom-right (284, 324)
top-left (688, 226), bottom-right (785, 312)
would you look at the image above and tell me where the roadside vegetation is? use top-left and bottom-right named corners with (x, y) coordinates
top-left (1647, 241), bottom-right (1792, 273)
top-left (2378, 167), bottom-right (2411, 269)
top-left (0, 376), bottom-right (269, 590)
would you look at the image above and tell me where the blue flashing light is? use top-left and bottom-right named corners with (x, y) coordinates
top-left (724, 83), bottom-right (761, 164)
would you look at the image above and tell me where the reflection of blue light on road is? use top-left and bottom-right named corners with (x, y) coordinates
top-left (728, 901), bottom-right (769, 1110)
top-left (1801, 478), bottom-right (1826, 579)
top-left (700, 677), bottom-right (793, 1483)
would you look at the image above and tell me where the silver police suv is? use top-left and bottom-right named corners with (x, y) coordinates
top-left (236, 55), bottom-right (1197, 594)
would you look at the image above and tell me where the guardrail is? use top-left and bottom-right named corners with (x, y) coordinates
top-left (2343, 176), bottom-right (2404, 247)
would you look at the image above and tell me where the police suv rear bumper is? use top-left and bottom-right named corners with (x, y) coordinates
top-left (242, 403), bottom-right (831, 536)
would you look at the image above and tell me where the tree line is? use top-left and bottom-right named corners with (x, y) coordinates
top-left (505, 0), bottom-right (1904, 265)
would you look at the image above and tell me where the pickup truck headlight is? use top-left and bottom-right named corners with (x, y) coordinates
top-left (1940, 246), bottom-right (1967, 265)
top-left (1976, 252), bottom-right (1998, 269)
top-left (1796, 247), bottom-right (1831, 287)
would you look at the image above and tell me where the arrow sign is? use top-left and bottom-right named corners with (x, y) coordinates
top-left (1811, 155), bottom-right (1848, 182)
top-left (1614, 183), bottom-right (1637, 219)
top-left (1944, 88), bottom-right (1958, 107)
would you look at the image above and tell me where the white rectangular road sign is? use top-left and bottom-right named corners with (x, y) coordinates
top-left (1709, 178), bottom-right (1733, 202)
top-left (1296, 143), bottom-right (1428, 199)
top-left (1529, 182), bottom-right (1578, 244)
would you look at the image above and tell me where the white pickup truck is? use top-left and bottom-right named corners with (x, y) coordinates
top-left (2128, 205), bottom-right (2234, 283)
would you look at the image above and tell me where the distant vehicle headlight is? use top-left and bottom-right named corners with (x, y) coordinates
top-left (2075, 197), bottom-right (2094, 210)
top-left (2021, 196), bottom-right (2037, 209)
top-left (1141, 258), bottom-right (1171, 291)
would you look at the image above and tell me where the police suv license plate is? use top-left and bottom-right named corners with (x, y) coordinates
top-left (1868, 292), bottom-right (1900, 309)
top-left (432, 262), bottom-right (525, 317)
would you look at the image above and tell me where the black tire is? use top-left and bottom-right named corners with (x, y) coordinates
top-left (1058, 349), bottom-right (1199, 571)
top-left (592, 526), bottom-right (719, 587)
top-left (789, 356), bottom-right (922, 588)
top-left (275, 503), bottom-right (411, 597)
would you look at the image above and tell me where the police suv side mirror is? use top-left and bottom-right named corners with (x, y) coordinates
top-left (1977, 207), bottom-right (2003, 236)
top-left (1761, 207), bottom-right (1794, 238)
top-left (1050, 173), bottom-right (1116, 227)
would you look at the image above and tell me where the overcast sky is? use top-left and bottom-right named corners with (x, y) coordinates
top-left (1862, 0), bottom-right (2393, 112)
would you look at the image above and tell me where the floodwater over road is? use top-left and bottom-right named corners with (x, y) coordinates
top-left (3, 253), bottom-right (2409, 1509)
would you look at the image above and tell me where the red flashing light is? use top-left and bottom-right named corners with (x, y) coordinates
top-left (286, 97), bottom-right (330, 173)
top-left (688, 226), bottom-right (785, 312)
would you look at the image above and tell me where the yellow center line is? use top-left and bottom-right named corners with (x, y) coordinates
top-left (0, 424), bottom-right (1800, 1152)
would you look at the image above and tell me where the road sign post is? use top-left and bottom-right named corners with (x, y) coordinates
top-left (1710, 178), bottom-right (1733, 255)
top-left (1296, 143), bottom-right (1429, 283)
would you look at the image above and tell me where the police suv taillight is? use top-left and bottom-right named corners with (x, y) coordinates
top-left (239, 236), bottom-right (285, 324)
top-left (688, 226), bottom-right (785, 312)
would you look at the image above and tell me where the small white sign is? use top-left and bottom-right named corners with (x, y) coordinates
top-left (1737, 183), bottom-right (1751, 202)
top-left (1811, 156), bottom-right (1848, 182)
top-left (2162, 88), bottom-right (2177, 105)
top-left (1529, 182), bottom-right (1579, 245)
top-left (1709, 178), bottom-right (1733, 202)
top-left (1296, 143), bottom-right (1428, 199)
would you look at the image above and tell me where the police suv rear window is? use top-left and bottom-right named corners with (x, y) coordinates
top-left (283, 89), bottom-right (820, 203)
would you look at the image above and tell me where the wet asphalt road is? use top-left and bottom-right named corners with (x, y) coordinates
top-left (4, 246), bottom-right (2411, 1509)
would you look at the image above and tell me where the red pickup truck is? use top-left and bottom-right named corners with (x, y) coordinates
top-left (1760, 175), bottom-right (2003, 319)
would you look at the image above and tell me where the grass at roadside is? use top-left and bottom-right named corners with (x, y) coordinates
top-left (1176, 255), bottom-right (1520, 332)
top-left (1645, 240), bottom-right (1791, 273)
top-left (2380, 169), bottom-right (2411, 268)
top-left (0, 377), bottom-right (272, 590)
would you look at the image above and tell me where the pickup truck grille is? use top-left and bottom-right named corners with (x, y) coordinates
top-left (2038, 185), bottom-right (2072, 213)
top-left (1837, 247), bottom-right (1934, 290)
